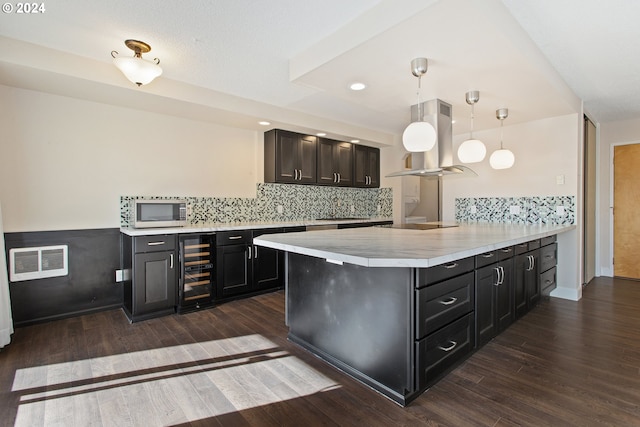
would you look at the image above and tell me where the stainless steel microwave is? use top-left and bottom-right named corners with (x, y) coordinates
top-left (133, 200), bottom-right (187, 228)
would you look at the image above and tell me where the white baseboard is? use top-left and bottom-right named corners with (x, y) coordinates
top-left (550, 286), bottom-right (582, 301)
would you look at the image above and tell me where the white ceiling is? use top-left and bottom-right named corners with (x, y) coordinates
top-left (0, 0), bottom-right (637, 146)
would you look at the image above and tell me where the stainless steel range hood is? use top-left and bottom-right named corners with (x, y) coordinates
top-left (387, 99), bottom-right (477, 177)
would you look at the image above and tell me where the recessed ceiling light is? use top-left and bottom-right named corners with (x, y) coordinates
top-left (349, 82), bottom-right (366, 91)
top-left (316, 132), bottom-right (327, 137)
top-left (351, 139), bottom-right (360, 143)
top-left (258, 121), bottom-right (271, 126)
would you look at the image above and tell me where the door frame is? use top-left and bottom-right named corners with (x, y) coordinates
top-left (609, 140), bottom-right (640, 278)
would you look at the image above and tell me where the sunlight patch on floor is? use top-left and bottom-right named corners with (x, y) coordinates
top-left (11, 334), bottom-right (340, 426)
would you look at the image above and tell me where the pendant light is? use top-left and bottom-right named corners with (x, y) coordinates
top-left (457, 91), bottom-right (486, 163)
top-left (111, 40), bottom-right (163, 86)
top-left (402, 58), bottom-right (437, 152)
top-left (489, 108), bottom-right (515, 169)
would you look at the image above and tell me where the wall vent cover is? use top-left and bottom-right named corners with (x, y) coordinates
top-left (9, 245), bottom-right (68, 282)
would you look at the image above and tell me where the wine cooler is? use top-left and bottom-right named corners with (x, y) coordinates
top-left (178, 233), bottom-right (215, 313)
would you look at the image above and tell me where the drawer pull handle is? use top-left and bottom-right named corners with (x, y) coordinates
top-left (228, 236), bottom-right (243, 240)
top-left (438, 341), bottom-right (457, 352)
top-left (443, 262), bottom-right (459, 269)
top-left (439, 297), bottom-right (458, 306)
top-left (147, 241), bottom-right (165, 246)
top-left (481, 253), bottom-right (494, 258)
top-left (500, 248), bottom-right (512, 253)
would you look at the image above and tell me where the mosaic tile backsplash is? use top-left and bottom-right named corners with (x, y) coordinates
top-left (121, 183), bottom-right (393, 227)
top-left (455, 196), bottom-right (576, 225)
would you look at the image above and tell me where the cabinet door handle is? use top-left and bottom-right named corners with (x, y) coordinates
top-left (298, 169), bottom-right (302, 180)
top-left (439, 297), bottom-right (458, 306)
top-left (248, 246), bottom-right (252, 260)
top-left (443, 262), bottom-right (459, 269)
top-left (494, 267), bottom-right (501, 285)
top-left (254, 246), bottom-right (258, 258)
top-left (169, 253), bottom-right (174, 269)
top-left (437, 341), bottom-right (457, 352)
top-left (147, 241), bottom-right (165, 246)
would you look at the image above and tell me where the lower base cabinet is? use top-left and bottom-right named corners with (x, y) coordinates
top-left (122, 234), bottom-right (178, 322)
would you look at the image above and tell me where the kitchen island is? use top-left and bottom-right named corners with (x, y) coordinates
top-left (253, 223), bottom-right (575, 405)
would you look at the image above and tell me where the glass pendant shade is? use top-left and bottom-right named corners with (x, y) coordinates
top-left (113, 56), bottom-right (163, 86)
top-left (457, 139), bottom-right (486, 163)
top-left (489, 148), bottom-right (515, 169)
top-left (402, 121), bottom-right (437, 152)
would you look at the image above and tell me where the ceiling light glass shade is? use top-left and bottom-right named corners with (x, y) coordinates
top-left (489, 148), bottom-right (515, 169)
top-left (402, 121), bottom-right (437, 152)
top-left (457, 139), bottom-right (486, 163)
top-left (113, 56), bottom-right (163, 86)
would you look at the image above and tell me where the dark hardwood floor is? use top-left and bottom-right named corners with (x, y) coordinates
top-left (1, 276), bottom-right (640, 426)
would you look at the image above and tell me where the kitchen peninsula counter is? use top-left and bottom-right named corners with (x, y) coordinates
top-left (253, 223), bottom-right (574, 268)
top-left (252, 222), bottom-right (575, 406)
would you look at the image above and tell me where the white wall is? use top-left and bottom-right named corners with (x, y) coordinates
top-left (0, 85), bottom-right (260, 232)
top-left (598, 117), bottom-right (640, 277)
top-left (443, 114), bottom-right (580, 216)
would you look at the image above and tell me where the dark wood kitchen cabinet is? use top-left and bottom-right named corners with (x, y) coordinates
top-left (475, 247), bottom-right (514, 347)
top-left (121, 234), bottom-right (177, 322)
top-left (317, 138), bottom-right (354, 186)
top-left (251, 228), bottom-right (285, 291)
top-left (216, 228), bottom-right (289, 301)
top-left (540, 235), bottom-right (558, 296)
top-left (264, 129), bottom-right (317, 184)
top-left (216, 230), bottom-right (253, 299)
top-left (354, 145), bottom-right (380, 188)
top-left (514, 239), bottom-right (541, 319)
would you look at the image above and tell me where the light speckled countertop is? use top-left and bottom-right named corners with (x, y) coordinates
top-left (120, 217), bottom-right (393, 236)
top-left (253, 223), bottom-right (575, 268)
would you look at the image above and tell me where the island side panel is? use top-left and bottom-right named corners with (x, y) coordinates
top-left (286, 252), bottom-right (414, 402)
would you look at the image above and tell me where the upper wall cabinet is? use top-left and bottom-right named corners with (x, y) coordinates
top-left (264, 129), bottom-right (379, 188)
top-left (354, 145), bottom-right (380, 188)
top-left (317, 138), bottom-right (354, 187)
top-left (264, 129), bottom-right (317, 184)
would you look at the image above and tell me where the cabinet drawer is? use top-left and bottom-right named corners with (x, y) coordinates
top-left (540, 242), bottom-right (557, 272)
top-left (416, 313), bottom-right (474, 391)
top-left (541, 266), bottom-right (557, 296)
top-left (475, 246), bottom-right (514, 268)
top-left (416, 272), bottom-right (474, 339)
top-left (417, 257), bottom-right (474, 287)
top-left (514, 239), bottom-right (540, 255)
top-left (134, 235), bottom-right (176, 253)
top-left (216, 230), bottom-right (251, 246)
top-left (541, 235), bottom-right (557, 247)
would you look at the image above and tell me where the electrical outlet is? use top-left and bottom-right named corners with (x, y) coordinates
top-left (556, 174), bottom-right (565, 185)
top-left (556, 206), bottom-right (565, 215)
top-left (470, 205), bottom-right (477, 214)
top-left (509, 205), bottom-right (520, 215)
top-left (350, 205), bottom-right (355, 213)
top-left (276, 205), bottom-right (283, 214)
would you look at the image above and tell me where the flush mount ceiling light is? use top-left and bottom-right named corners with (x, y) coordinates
top-left (489, 108), bottom-right (515, 169)
top-left (349, 82), bottom-right (366, 91)
top-left (402, 58), bottom-right (437, 152)
top-left (457, 91), bottom-right (486, 163)
top-left (111, 40), bottom-right (163, 86)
